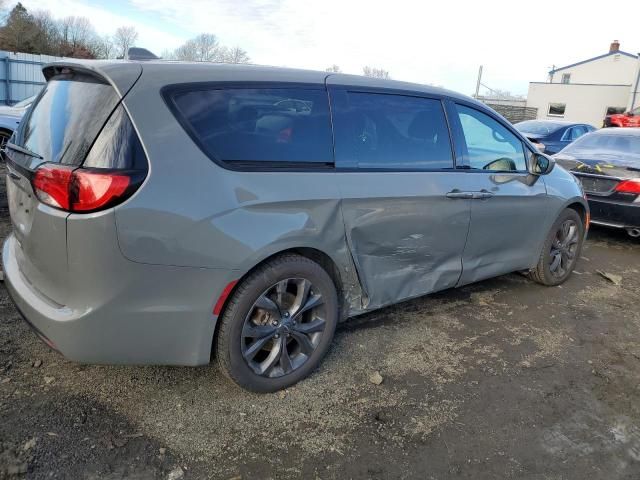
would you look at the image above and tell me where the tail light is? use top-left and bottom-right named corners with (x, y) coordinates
top-left (32, 164), bottom-right (143, 213)
top-left (614, 179), bottom-right (640, 194)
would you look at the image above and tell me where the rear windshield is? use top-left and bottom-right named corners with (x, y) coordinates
top-left (515, 121), bottom-right (562, 136)
top-left (564, 133), bottom-right (640, 160)
top-left (166, 87), bottom-right (333, 166)
top-left (10, 71), bottom-right (120, 170)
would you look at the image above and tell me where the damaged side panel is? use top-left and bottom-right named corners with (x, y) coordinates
top-left (337, 172), bottom-right (472, 311)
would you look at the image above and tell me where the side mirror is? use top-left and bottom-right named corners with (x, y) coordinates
top-left (530, 152), bottom-right (555, 175)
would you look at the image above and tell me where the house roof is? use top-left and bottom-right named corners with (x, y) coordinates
top-left (549, 50), bottom-right (638, 74)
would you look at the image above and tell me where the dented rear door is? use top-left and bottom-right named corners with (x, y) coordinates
top-left (329, 85), bottom-right (471, 309)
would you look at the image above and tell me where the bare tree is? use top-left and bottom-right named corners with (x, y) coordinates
top-left (362, 66), bottom-right (390, 79)
top-left (223, 46), bottom-right (250, 64)
top-left (93, 35), bottom-right (116, 59)
top-left (113, 25), bottom-right (138, 58)
top-left (325, 64), bottom-right (341, 73)
top-left (31, 10), bottom-right (60, 54)
top-left (174, 33), bottom-right (221, 62)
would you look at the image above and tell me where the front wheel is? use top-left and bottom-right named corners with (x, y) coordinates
top-left (529, 208), bottom-right (585, 286)
top-left (216, 254), bottom-right (338, 392)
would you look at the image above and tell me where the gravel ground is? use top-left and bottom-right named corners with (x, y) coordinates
top-left (1, 167), bottom-right (639, 479)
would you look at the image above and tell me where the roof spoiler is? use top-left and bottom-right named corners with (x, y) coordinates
top-left (126, 48), bottom-right (159, 61)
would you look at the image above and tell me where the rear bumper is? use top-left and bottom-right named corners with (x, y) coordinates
top-left (587, 196), bottom-right (640, 229)
top-left (3, 233), bottom-right (237, 366)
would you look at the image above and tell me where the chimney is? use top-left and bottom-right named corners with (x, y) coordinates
top-left (610, 40), bottom-right (620, 53)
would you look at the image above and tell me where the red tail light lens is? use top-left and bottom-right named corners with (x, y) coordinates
top-left (614, 179), bottom-right (640, 194)
top-left (32, 164), bottom-right (139, 213)
top-left (72, 170), bottom-right (130, 212)
top-left (32, 164), bottom-right (75, 210)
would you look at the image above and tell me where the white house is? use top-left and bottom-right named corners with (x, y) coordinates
top-left (526, 41), bottom-right (640, 127)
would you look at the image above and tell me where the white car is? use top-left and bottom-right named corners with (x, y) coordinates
top-left (0, 95), bottom-right (37, 148)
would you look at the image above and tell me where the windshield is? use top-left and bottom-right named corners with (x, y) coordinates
top-left (10, 72), bottom-right (119, 170)
top-left (12, 95), bottom-right (37, 109)
top-left (563, 133), bottom-right (640, 165)
top-left (515, 121), bottom-right (561, 136)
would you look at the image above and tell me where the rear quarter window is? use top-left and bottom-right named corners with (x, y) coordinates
top-left (165, 86), bottom-right (334, 167)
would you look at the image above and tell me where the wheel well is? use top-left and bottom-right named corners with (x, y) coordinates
top-left (567, 202), bottom-right (586, 225)
top-left (210, 247), bottom-right (345, 360)
top-left (0, 127), bottom-right (13, 137)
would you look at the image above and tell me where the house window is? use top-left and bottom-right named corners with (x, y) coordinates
top-left (561, 73), bottom-right (571, 84)
top-left (548, 103), bottom-right (566, 117)
top-left (606, 106), bottom-right (626, 115)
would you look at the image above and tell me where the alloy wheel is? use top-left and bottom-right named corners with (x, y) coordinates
top-left (549, 219), bottom-right (579, 278)
top-left (241, 278), bottom-right (327, 378)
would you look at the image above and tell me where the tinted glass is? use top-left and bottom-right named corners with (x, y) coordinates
top-left (515, 120), bottom-right (563, 136)
top-left (83, 104), bottom-right (148, 170)
top-left (606, 106), bottom-right (626, 115)
top-left (565, 126), bottom-right (588, 141)
top-left (455, 104), bottom-right (527, 171)
top-left (12, 73), bottom-right (120, 170)
top-left (169, 88), bottom-right (333, 165)
top-left (564, 133), bottom-right (640, 162)
top-left (332, 92), bottom-right (453, 169)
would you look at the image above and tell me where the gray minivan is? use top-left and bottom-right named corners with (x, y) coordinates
top-left (3, 61), bottom-right (588, 392)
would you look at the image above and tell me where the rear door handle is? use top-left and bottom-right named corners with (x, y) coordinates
top-left (8, 171), bottom-right (21, 181)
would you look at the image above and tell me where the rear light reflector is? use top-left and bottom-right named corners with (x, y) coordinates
top-left (614, 179), bottom-right (640, 194)
top-left (213, 280), bottom-right (238, 316)
top-left (32, 164), bottom-right (140, 213)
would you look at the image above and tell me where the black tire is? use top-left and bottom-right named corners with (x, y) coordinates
top-left (0, 130), bottom-right (12, 160)
top-left (216, 254), bottom-right (338, 393)
top-left (529, 208), bottom-right (585, 286)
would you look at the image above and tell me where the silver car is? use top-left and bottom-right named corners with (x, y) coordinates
top-left (3, 60), bottom-right (588, 392)
top-left (0, 95), bottom-right (37, 148)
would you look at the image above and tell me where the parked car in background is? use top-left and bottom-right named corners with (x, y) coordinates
top-left (603, 106), bottom-right (640, 128)
top-left (4, 60), bottom-right (588, 392)
top-left (0, 95), bottom-right (37, 148)
top-left (554, 128), bottom-right (640, 238)
top-left (515, 120), bottom-right (595, 155)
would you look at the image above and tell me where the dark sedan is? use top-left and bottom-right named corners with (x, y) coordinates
top-left (515, 120), bottom-right (595, 155)
top-left (553, 128), bottom-right (640, 238)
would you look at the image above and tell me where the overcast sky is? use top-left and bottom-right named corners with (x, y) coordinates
top-left (21, 0), bottom-right (640, 96)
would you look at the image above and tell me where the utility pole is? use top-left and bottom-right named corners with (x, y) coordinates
top-left (475, 65), bottom-right (483, 98)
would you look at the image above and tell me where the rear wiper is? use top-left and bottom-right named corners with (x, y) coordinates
top-left (5, 142), bottom-right (43, 160)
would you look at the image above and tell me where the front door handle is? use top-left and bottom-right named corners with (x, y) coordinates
top-left (473, 190), bottom-right (494, 199)
top-left (446, 190), bottom-right (494, 200)
top-left (446, 190), bottom-right (474, 199)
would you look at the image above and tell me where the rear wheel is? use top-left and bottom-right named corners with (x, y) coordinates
top-left (216, 254), bottom-right (338, 392)
top-left (529, 208), bottom-right (584, 286)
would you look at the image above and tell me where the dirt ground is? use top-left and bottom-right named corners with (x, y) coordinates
top-left (1, 177), bottom-right (639, 479)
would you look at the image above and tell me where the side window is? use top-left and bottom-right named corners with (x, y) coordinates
top-left (168, 87), bottom-right (333, 165)
top-left (332, 92), bottom-right (453, 170)
top-left (571, 126), bottom-right (588, 141)
top-left (455, 104), bottom-right (527, 172)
